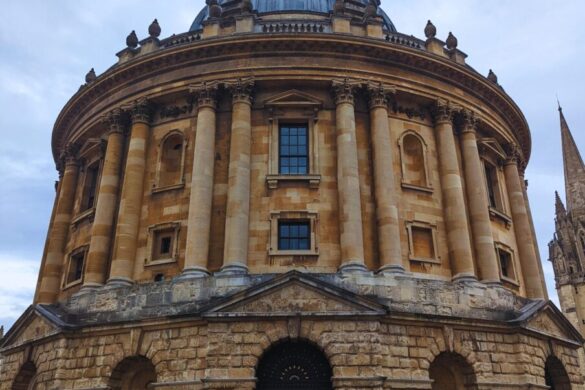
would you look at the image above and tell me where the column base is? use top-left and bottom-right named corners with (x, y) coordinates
top-left (178, 266), bottom-right (211, 279)
top-left (377, 264), bottom-right (406, 275)
top-left (481, 278), bottom-right (503, 287)
top-left (105, 277), bottom-right (134, 288)
top-left (339, 260), bottom-right (370, 275)
top-left (452, 272), bottom-right (478, 283)
top-left (76, 282), bottom-right (105, 295)
top-left (218, 262), bottom-right (248, 276)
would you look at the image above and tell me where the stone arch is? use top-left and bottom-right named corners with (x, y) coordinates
top-left (155, 130), bottom-right (186, 188)
top-left (398, 130), bottom-right (430, 188)
top-left (545, 355), bottom-right (571, 390)
top-left (108, 355), bottom-right (157, 390)
top-left (429, 351), bottom-right (478, 390)
top-left (11, 361), bottom-right (37, 390)
top-left (256, 338), bottom-right (333, 390)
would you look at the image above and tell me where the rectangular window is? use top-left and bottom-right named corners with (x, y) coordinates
top-left (279, 124), bottom-right (308, 175)
top-left (153, 230), bottom-right (175, 261)
top-left (412, 226), bottom-right (435, 259)
top-left (65, 249), bottom-right (86, 286)
top-left (484, 162), bottom-right (504, 212)
top-left (81, 163), bottom-right (100, 211)
top-left (497, 246), bottom-right (516, 281)
top-left (278, 220), bottom-right (310, 250)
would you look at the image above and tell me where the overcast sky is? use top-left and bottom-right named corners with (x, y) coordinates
top-left (0, 0), bottom-right (583, 331)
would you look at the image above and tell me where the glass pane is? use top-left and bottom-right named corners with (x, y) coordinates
top-left (281, 127), bottom-right (289, 136)
top-left (290, 128), bottom-right (298, 136)
top-left (299, 239), bottom-right (309, 250)
top-left (281, 146), bottom-right (289, 155)
top-left (281, 136), bottom-right (289, 145)
top-left (280, 225), bottom-right (289, 236)
top-left (299, 224), bottom-right (309, 237)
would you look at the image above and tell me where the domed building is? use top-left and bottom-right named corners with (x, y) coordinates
top-left (1, 1), bottom-right (583, 389)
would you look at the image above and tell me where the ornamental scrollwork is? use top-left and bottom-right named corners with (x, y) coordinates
top-left (190, 81), bottom-right (219, 109)
top-left (366, 82), bottom-right (395, 110)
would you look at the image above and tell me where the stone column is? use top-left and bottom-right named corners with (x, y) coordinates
top-left (459, 111), bottom-right (500, 284)
top-left (433, 101), bottom-right (476, 281)
top-left (108, 99), bottom-right (152, 287)
top-left (183, 82), bottom-right (219, 277)
top-left (367, 83), bottom-right (403, 274)
top-left (221, 78), bottom-right (254, 275)
top-left (333, 79), bottom-right (367, 273)
top-left (503, 146), bottom-right (546, 299)
top-left (81, 109), bottom-right (126, 290)
top-left (37, 145), bottom-right (79, 304)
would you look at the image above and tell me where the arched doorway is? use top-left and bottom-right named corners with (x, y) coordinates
top-left (12, 361), bottom-right (37, 390)
top-left (256, 339), bottom-right (332, 390)
top-left (108, 356), bottom-right (156, 390)
top-left (545, 355), bottom-right (571, 390)
top-left (429, 352), bottom-right (477, 390)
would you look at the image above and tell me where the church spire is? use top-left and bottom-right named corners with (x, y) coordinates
top-left (555, 190), bottom-right (566, 217)
top-left (559, 105), bottom-right (585, 213)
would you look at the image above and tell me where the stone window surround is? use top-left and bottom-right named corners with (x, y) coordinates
top-left (72, 140), bottom-right (105, 226)
top-left (152, 129), bottom-right (187, 194)
top-left (266, 107), bottom-right (321, 189)
top-left (494, 241), bottom-right (520, 286)
top-left (268, 210), bottom-right (319, 257)
top-left (145, 222), bottom-right (181, 266)
top-left (405, 220), bottom-right (440, 264)
top-left (478, 138), bottom-right (512, 227)
top-left (62, 245), bottom-right (88, 289)
top-left (398, 130), bottom-right (433, 194)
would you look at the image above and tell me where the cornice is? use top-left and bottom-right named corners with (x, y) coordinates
top-left (52, 33), bottom-right (531, 164)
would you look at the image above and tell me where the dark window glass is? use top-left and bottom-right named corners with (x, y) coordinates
top-left (498, 249), bottom-right (512, 278)
top-left (160, 236), bottom-right (172, 255)
top-left (279, 124), bottom-right (308, 175)
top-left (278, 220), bottom-right (310, 250)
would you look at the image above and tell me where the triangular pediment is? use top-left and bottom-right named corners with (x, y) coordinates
top-left (513, 301), bottom-right (583, 344)
top-left (77, 138), bottom-right (104, 160)
top-left (203, 271), bottom-right (387, 318)
top-left (478, 138), bottom-right (506, 160)
top-left (263, 89), bottom-right (323, 108)
top-left (1, 306), bottom-right (62, 349)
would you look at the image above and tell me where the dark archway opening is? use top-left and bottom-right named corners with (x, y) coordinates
top-left (256, 339), bottom-right (332, 390)
top-left (108, 355), bottom-right (157, 390)
top-left (429, 352), bottom-right (477, 390)
top-left (545, 355), bottom-right (571, 390)
top-left (12, 361), bottom-right (37, 390)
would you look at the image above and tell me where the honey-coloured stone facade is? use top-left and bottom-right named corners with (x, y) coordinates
top-left (1, 1), bottom-right (582, 389)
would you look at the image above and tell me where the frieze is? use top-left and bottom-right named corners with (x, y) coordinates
top-left (390, 101), bottom-right (426, 121)
top-left (158, 101), bottom-right (195, 120)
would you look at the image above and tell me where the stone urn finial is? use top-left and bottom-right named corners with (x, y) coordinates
top-left (446, 32), bottom-right (458, 50)
top-left (207, 0), bottom-right (222, 18)
top-left (149, 19), bottom-right (161, 38)
top-left (333, 0), bottom-right (345, 15)
top-left (487, 69), bottom-right (498, 83)
top-left (126, 30), bottom-right (139, 49)
top-left (242, 0), bottom-right (253, 14)
top-left (424, 20), bottom-right (436, 39)
top-left (85, 68), bottom-right (97, 83)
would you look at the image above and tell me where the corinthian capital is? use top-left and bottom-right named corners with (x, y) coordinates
top-left (103, 108), bottom-right (126, 135)
top-left (190, 81), bottom-right (219, 109)
top-left (504, 143), bottom-right (524, 166)
top-left (60, 143), bottom-right (80, 168)
top-left (332, 78), bottom-right (360, 105)
top-left (226, 77), bottom-right (255, 105)
top-left (459, 109), bottom-right (478, 134)
top-left (431, 99), bottom-right (455, 125)
top-left (366, 82), bottom-right (396, 109)
top-left (129, 98), bottom-right (153, 124)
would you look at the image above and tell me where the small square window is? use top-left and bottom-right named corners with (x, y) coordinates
top-left (153, 231), bottom-right (174, 261)
top-left (278, 220), bottom-right (311, 250)
top-left (279, 124), bottom-right (309, 175)
top-left (406, 221), bottom-right (439, 265)
top-left (269, 211), bottom-right (319, 259)
top-left (496, 245), bottom-right (517, 283)
top-left (64, 247), bottom-right (87, 287)
top-left (146, 222), bottom-right (180, 266)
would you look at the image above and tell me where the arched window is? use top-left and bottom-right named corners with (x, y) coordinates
top-left (545, 355), bottom-right (571, 390)
top-left (155, 131), bottom-right (186, 190)
top-left (12, 361), bottom-right (37, 390)
top-left (429, 352), bottom-right (477, 390)
top-left (109, 356), bottom-right (156, 390)
top-left (399, 131), bottom-right (430, 190)
top-left (256, 339), bottom-right (332, 390)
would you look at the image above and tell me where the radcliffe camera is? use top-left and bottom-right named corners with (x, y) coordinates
top-left (0, 1), bottom-right (584, 390)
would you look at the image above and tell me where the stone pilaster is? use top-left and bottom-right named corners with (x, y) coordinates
top-left (433, 100), bottom-right (476, 282)
top-left (503, 146), bottom-right (545, 299)
top-left (183, 82), bottom-right (219, 278)
top-left (108, 98), bottom-right (152, 287)
top-left (367, 83), bottom-right (403, 274)
top-left (332, 79), bottom-right (367, 273)
top-left (81, 109), bottom-right (126, 290)
top-left (459, 111), bottom-right (500, 284)
top-left (37, 145), bottom-right (80, 303)
top-left (221, 78), bottom-right (254, 275)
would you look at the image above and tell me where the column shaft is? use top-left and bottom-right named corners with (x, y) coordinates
top-left (503, 152), bottom-right (545, 299)
top-left (333, 80), bottom-right (366, 272)
top-left (222, 79), bottom-right (254, 274)
top-left (37, 149), bottom-right (79, 303)
top-left (108, 100), bottom-right (151, 286)
top-left (460, 113), bottom-right (500, 283)
top-left (184, 84), bottom-right (218, 276)
top-left (368, 85), bottom-right (403, 273)
top-left (433, 102), bottom-right (476, 281)
top-left (82, 110), bottom-right (125, 289)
